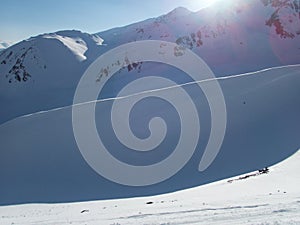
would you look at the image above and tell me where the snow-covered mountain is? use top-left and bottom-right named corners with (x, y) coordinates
top-left (0, 30), bottom-right (104, 124)
top-left (0, 0), bottom-right (299, 123)
top-left (0, 40), bottom-right (13, 52)
top-left (0, 0), bottom-right (299, 206)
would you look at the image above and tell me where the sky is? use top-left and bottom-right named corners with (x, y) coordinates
top-left (0, 0), bottom-right (216, 43)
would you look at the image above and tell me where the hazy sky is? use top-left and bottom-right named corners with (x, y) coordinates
top-left (0, 0), bottom-right (215, 43)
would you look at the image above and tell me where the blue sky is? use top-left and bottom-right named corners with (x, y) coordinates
top-left (0, 0), bottom-right (214, 43)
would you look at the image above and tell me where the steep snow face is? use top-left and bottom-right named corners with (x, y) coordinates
top-left (43, 34), bottom-right (88, 61)
top-left (42, 30), bottom-right (103, 61)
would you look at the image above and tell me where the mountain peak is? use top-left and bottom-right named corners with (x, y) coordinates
top-left (0, 40), bottom-right (13, 50)
top-left (165, 6), bottom-right (192, 17)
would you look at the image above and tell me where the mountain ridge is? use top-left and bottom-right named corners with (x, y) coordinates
top-left (0, 0), bottom-right (299, 136)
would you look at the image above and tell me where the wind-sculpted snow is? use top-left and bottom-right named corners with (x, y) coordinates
top-left (0, 65), bottom-right (299, 205)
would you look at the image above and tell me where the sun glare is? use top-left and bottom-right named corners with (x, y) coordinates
top-left (187, 0), bottom-right (219, 11)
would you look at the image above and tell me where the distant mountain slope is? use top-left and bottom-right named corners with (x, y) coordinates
top-left (96, 0), bottom-right (300, 72)
top-left (0, 31), bottom-right (103, 123)
top-left (0, 40), bottom-right (13, 52)
top-left (0, 0), bottom-right (299, 124)
top-left (0, 0), bottom-right (299, 123)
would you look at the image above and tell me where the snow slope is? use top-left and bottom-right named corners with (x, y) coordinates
top-left (0, 0), bottom-right (299, 206)
top-left (0, 64), bottom-right (299, 205)
top-left (0, 149), bottom-right (299, 225)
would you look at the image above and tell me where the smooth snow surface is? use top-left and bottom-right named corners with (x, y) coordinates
top-left (0, 150), bottom-right (299, 225)
top-left (0, 64), bottom-right (299, 205)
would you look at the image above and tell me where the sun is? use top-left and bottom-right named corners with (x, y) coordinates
top-left (187, 0), bottom-right (220, 11)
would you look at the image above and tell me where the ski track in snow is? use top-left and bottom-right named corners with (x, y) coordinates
top-left (1, 64), bottom-right (299, 127)
top-left (0, 60), bottom-right (299, 223)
